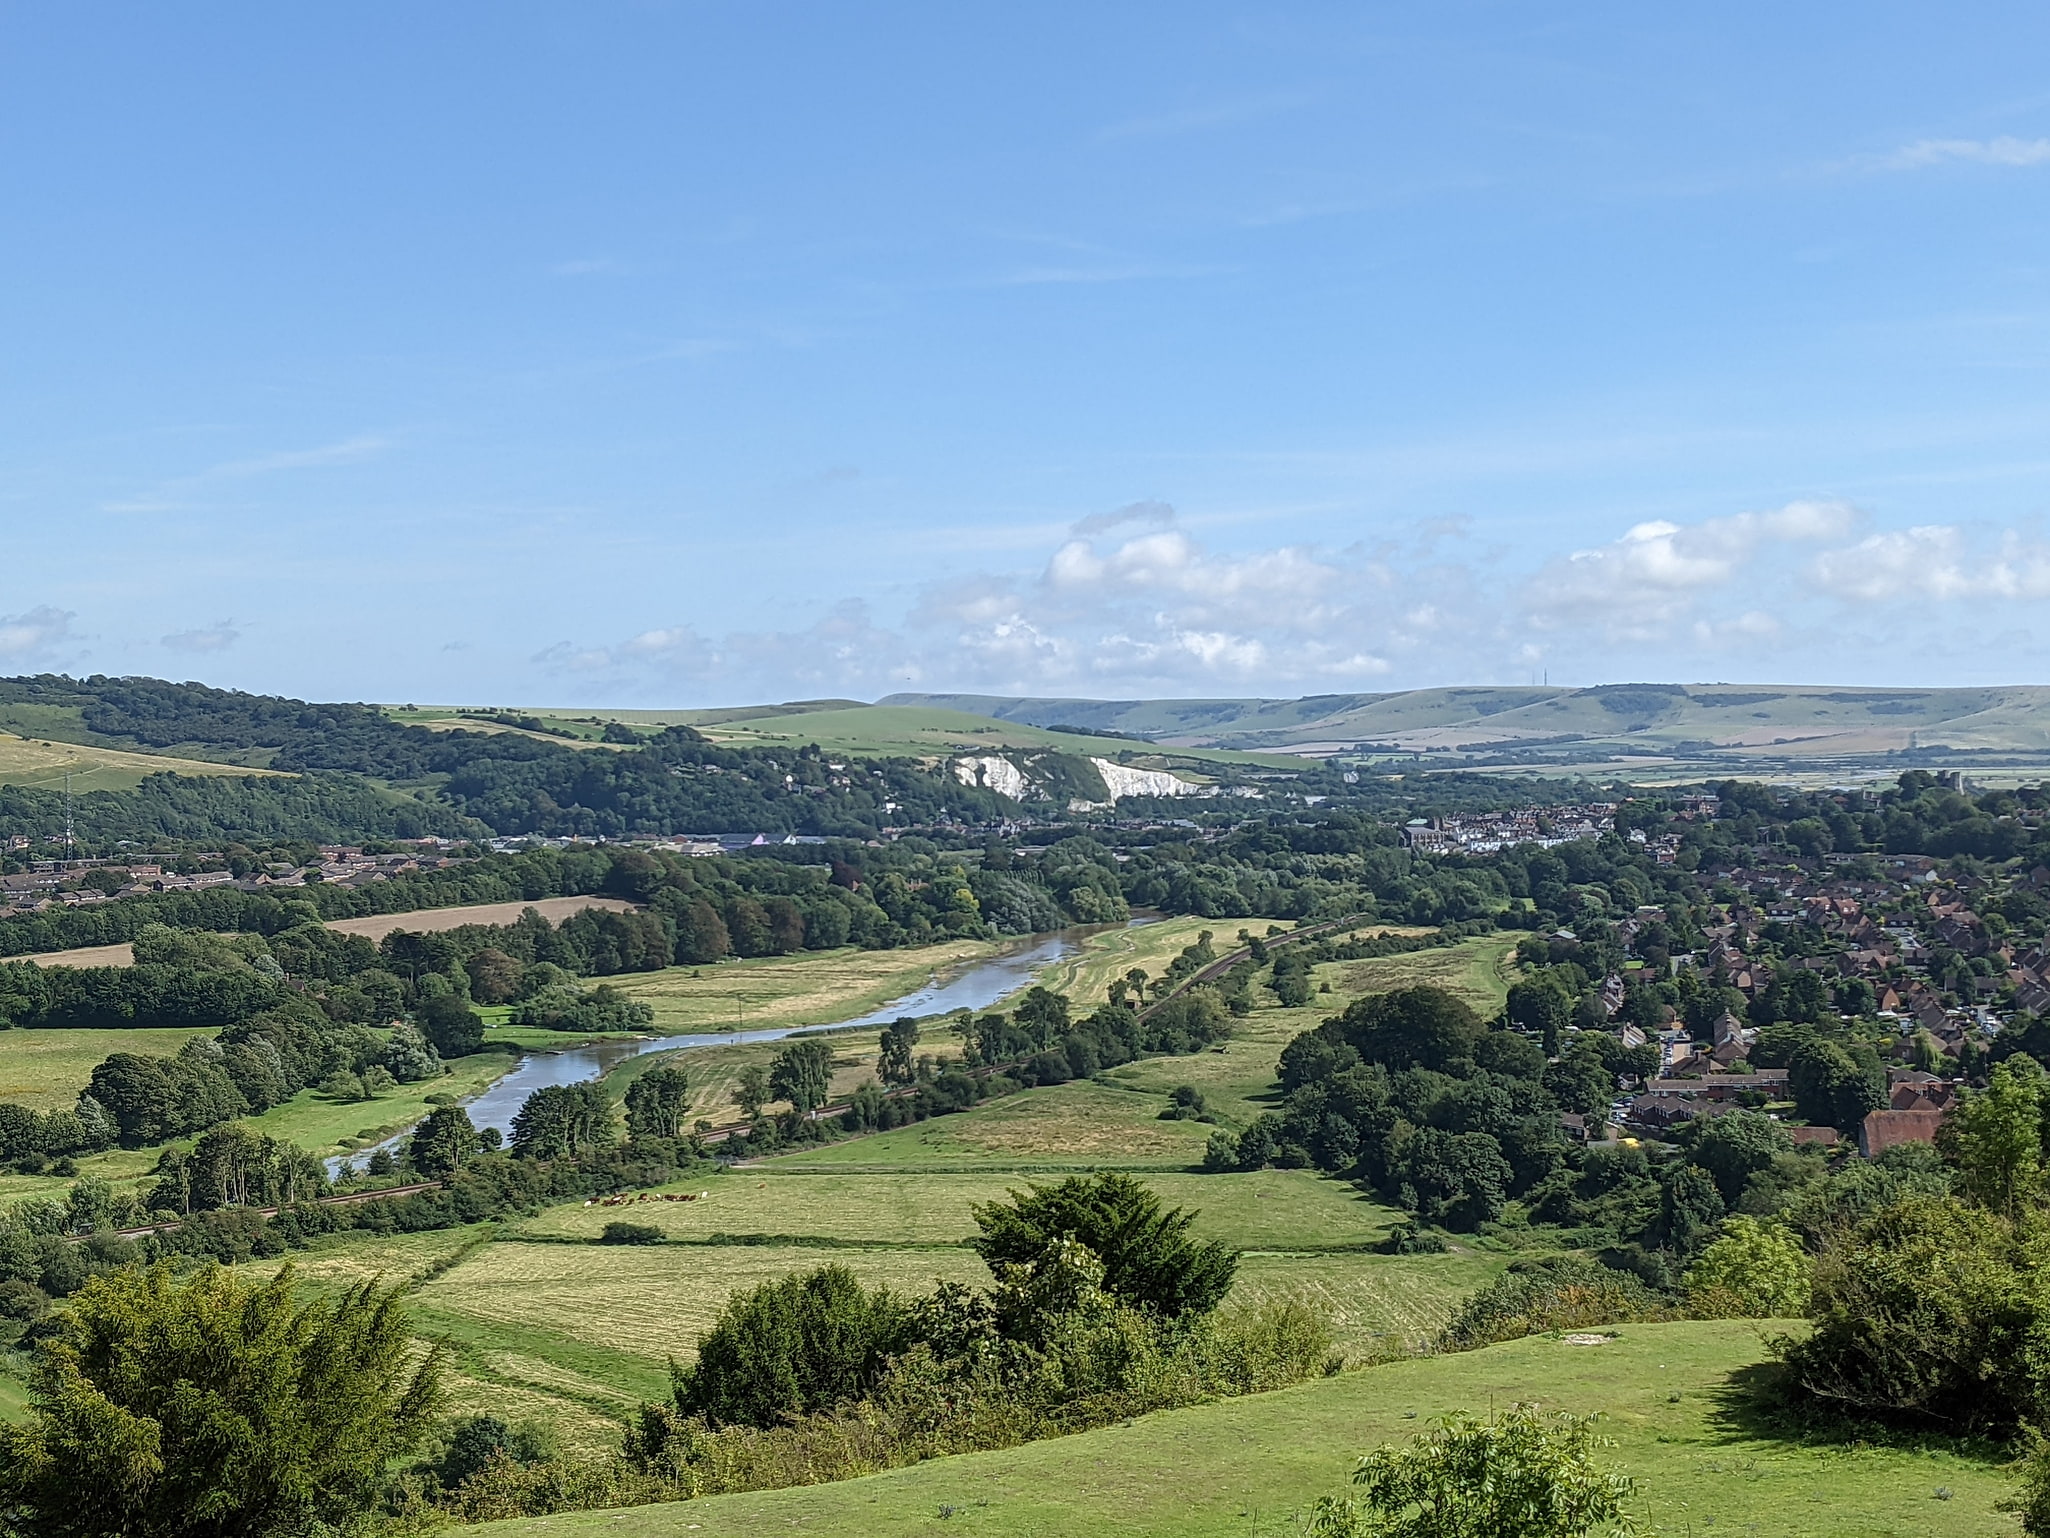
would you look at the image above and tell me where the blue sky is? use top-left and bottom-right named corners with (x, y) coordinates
top-left (7, 3), bottom-right (2050, 705)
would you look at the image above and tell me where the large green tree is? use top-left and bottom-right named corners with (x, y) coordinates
top-left (0, 1263), bottom-right (441, 1538)
top-left (768, 1041), bottom-right (833, 1116)
top-left (970, 1172), bottom-right (1236, 1318)
top-left (624, 1065), bottom-right (691, 1139)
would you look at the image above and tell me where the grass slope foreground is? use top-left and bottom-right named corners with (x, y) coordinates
top-left (471, 1322), bottom-right (2008, 1538)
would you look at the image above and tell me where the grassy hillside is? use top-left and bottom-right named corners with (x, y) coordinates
top-left (390, 701), bottom-right (1304, 770)
top-left (886, 683), bottom-right (2050, 762)
top-left (469, 1320), bottom-right (2011, 1538)
top-left (0, 729), bottom-right (284, 792)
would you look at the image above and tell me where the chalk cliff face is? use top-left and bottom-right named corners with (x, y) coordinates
top-left (952, 755), bottom-right (1031, 800)
top-left (1089, 758), bottom-right (1194, 799)
top-left (952, 750), bottom-right (1202, 806)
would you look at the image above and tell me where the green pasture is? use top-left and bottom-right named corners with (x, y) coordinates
top-left (245, 1050), bottom-right (518, 1159)
top-left (673, 703), bottom-right (1304, 770)
top-left (608, 940), bottom-right (1006, 1036)
top-left (519, 1167), bottom-right (1404, 1255)
top-left (0, 725), bottom-right (281, 791)
top-left (766, 1079), bottom-right (1219, 1172)
top-left (469, 1321), bottom-right (2014, 1538)
top-left (0, 1026), bottom-right (218, 1114)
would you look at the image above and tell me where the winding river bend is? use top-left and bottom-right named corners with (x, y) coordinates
top-left (329, 922), bottom-right (1145, 1174)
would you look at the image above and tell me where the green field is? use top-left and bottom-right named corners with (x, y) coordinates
top-left (243, 1050), bottom-right (517, 1159)
top-left (0, 1026), bottom-right (218, 1113)
top-left (468, 1320), bottom-right (2012, 1538)
top-left (0, 728), bottom-right (281, 791)
top-left (1333, 933), bottom-right (1520, 1020)
top-left (523, 1167), bottom-right (1401, 1254)
top-left (608, 940), bottom-right (1008, 1035)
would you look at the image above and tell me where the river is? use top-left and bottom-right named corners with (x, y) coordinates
top-left (327, 921), bottom-right (1143, 1174)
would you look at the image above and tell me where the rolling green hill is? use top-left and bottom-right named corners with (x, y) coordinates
top-left (888, 684), bottom-right (2050, 762)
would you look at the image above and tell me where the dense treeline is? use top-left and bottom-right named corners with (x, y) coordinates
top-left (0, 770), bottom-right (482, 849)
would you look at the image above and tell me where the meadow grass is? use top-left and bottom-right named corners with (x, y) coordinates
top-left (605, 1024), bottom-right (957, 1128)
top-left (766, 1079), bottom-right (1220, 1171)
top-left (467, 1321), bottom-right (2015, 1538)
top-left (0, 1026), bottom-right (218, 1113)
top-left (516, 1168), bottom-right (1406, 1254)
top-left (609, 941), bottom-right (1007, 1036)
top-left (1335, 933), bottom-right (1521, 1019)
top-left (410, 1238), bottom-right (990, 1372)
top-left (1027, 916), bottom-right (1228, 1012)
top-left (0, 728), bottom-right (282, 792)
top-left (244, 1050), bottom-right (516, 1157)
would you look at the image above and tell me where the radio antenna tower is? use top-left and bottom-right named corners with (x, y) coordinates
top-left (63, 772), bottom-right (74, 862)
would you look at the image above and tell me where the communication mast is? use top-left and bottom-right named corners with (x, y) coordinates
top-left (63, 772), bottom-right (74, 863)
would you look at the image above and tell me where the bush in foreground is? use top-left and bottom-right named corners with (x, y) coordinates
top-left (0, 1262), bottom-right (441, 1538)
top-left (1309, 1404), bottom-right (1641, 1538)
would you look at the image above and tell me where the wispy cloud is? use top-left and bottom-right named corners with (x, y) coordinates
top-left (0, 605), bottom-right (76, 659)
top-left (102, 434), bottom-right (390, 513)
top-left (1880, 136), bottom-right (2050, 170)
top-left (161, 619), bottom-right (241, 653)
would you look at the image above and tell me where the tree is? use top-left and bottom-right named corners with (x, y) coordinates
top-left (508, 1083), bottom-right (613, 1158)
top-left (970, 1172), bottom-right (1237, 1318)
top-left (417, 994), bottom-right (485, 1058)
top-left (624, 1064), bottom-right (691, 1139)
top-left (733, 1064), bottom-right (770, 1120)
top-left (1334, 987), bottom-right (1484, 1073)
top-left (383, 1022), bottom-right (443, 1083)
top-left (1940, 1056), bottom-right (2050, 1217)
top-left (673, 900), bottom-right (732, 965)
top-left (410, 1104), bottom-right (480, 1176)
top-left (1685, 1216), bottom-right (1811, 1316)
top-left (672, 1263), bottom-right (911, 1429)
top-left (1687, 1109), bottom-right (1792, 1207)
top-left (1788, 1039), bottom-right (1884, 1133)
top-left (0, 1263), bottom-right (442, 1538)
top-left (462, 948), bottom-right (524, 1005)
top-left (879, 1019), bottom-right (920, 1085)
top-left (1506, 981), bottom-right (1572, 1055)
top-left (1310, 1404), bottom-right (1638, 1538)
top-left (769, 1040), bottom-right (833, 1116)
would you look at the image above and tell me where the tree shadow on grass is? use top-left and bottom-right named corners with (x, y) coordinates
top-left (1698, 1358), bottom-right (2015, 1472)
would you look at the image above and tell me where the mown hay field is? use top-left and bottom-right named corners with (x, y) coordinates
top-left (0, 729), bottom-right (281, 792)
top-left (412, 1239), bottom-right (989, 1371)
top-left (0, 1026), bottom-right (218, 1113)
top-left (1336, 933), bottom-right (1520, 1019)
top-left (610, 940), bottom-right (1006, 1035)
top-left (768, 1079), bottom-right (1220, 1171)
top-left (520, 1168), bottom-right (1404, 1254)
top-left (469, 1321), bottom-right (2012, 1538)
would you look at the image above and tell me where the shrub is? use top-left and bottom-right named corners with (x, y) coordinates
top-left (598, 1220), bottom-right (665, 1246)
top-left (1311, 1404), bottom-right (1639, 1538)
top-left (674, 1264), bottom-right (913, 1429)
top-left (1777, 1194), bottom-right (2050, 1431)
top-left (0, 1262), bottom-right (442, 1536)
top-left (1685, 1216), bottom-right (1811, 1317)
top-left (1438, 1255), bottom-right (1666, 1351)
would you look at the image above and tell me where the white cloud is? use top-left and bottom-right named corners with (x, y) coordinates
top-left (1813, 525), bottom-right (2050, 601)
top-left (524, 497), bottom-right (2050, 700)
top-left (1523, 499), bottom-right (1858, 637)
top-left (0, 605), bottom-right (76, 659)
top-left (1884, 136), bottom-right (2050, 170)
top-left (161, 620), bottom-right (241, 653)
